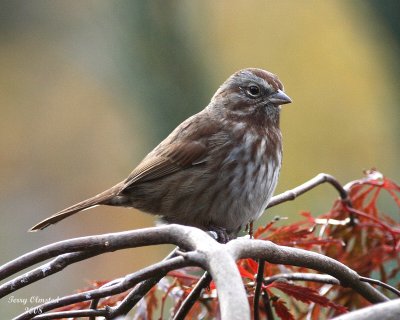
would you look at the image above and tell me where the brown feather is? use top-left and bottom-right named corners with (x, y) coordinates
top-left (123, 141), bottom-right (207, 187)
top-left (29, 185), bottom-right (122, 231)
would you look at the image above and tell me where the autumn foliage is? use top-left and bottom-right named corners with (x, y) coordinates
top-left (55, 170), bottom-right (400, 319)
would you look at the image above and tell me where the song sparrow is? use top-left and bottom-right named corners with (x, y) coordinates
top-left (30, 68), bottom-right (291, 239)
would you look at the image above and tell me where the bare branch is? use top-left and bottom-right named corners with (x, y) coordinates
top-left (227, 239), bottom-right (388, 304)
top-left (7, 225), bottom-right (250, 320)
top-left (264, 272), bottom-right (340, 286)
top-left (268, 173), bottom-right (350, 208)
top-left (253, 259), bottom-right (265, 320)
top-left (110, 248), bottom-right (179, 317)
top-left (359, 276), bottom-right (400, 297)
top-left (15, 254), bottom-right (195, 320)
top-left (0, 251), bottom-right (102, 298)
top-left (332, 299), bottom-right (400, 320)
top-left (262, 289), bottom-right (274, 320)
top-left (172, 271), bottom-right (212, 320)
top-left (89, 296), bottom-right (100, 320)
top-left (2, 172), bottom-right (397, 319)
top-left (109, 273), bottom-right (165, 318)
top-left (106, 227), bottom-right (252, 320)
top-left (0, 225), bottom-right (195, 282)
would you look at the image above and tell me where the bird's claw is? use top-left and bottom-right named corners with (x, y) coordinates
top-left (208, 226), bottom-right (230, 243)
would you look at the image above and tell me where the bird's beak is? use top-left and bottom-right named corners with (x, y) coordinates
top-left (269, 89), bottom-right (292, 105)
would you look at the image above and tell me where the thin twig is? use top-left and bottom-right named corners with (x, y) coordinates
top-left (264, 272), bottom-right (340, 286)
top-left (359, 276), bottom-right (400, 297)
top-left (89, 278), bottom-right (124, 320)
top-left (109, 248), bottom-right (179, 318)
top-left (253, 259), bottom-right (265, 320)
top-left (173, 271), bottom-right (212, 320)
top-left (267, 173), bottom-right (356, 225)
top-left (261, 289), bottom-right (274, 320)
top-left (89, 297), bottom-right (100, 320)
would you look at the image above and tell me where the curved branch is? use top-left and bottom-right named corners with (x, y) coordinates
top-left (0, 251), bottom-right (102, 298)
top-left (6, 225), bottom-right (251, 320)
top-left (172, 271), bottom-right (212, 320)
top-left (0, 225), bottom-right (195, 282)
top-left (199, 240), bottom-right (251, 320)
top-left (359, 276), bottom-right (400, 297)
top-left (227, 239), bottom-right (388, 304)
top-left (332, 299), bottom-right (400, 320)
top-left (15, 254), bottom-right (195, 320)
top-left (268, 173), bottom-right (350, 208)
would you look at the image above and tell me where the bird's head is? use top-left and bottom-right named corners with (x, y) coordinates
top-left (210, 68), bottom-right (292, 125)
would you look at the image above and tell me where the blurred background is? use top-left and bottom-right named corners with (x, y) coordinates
top-left (0, 0), bottom-right (399, 317)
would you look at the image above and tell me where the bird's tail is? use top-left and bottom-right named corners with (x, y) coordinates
top-left (29, 185), bottom-right (122, 232)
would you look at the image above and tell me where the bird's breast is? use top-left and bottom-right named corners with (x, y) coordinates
top-left (209, 130), bottom-right (281, 230)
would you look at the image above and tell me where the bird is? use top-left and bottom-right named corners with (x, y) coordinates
top-left (30, 68), bottom-right (292, 240)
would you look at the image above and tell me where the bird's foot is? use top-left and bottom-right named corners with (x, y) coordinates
top-left (245, 221), bottom-right (254, 239)
top-left (208, 226), bottom-right (230, 244)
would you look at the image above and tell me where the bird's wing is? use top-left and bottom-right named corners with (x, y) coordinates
top-left (122, 140), bottom-right (208, 187)
top-left (122, 113), bottom-right (222, 189)
top-left (29, 141), bottom-right (207, 231)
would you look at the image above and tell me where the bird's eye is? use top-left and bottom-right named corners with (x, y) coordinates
top-left (246, 85), bottom-right (261, 98)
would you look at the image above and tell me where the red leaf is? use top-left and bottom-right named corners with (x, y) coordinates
top-left (272, 298), bottom-right (295, 320)
top-left (146, 287), bottom-right (158, 319)
top-left (247, 258), bottom-right (259, 273)
top-left (270, 281), bottom-right (347, 313)
top-left (237, 264), bottom-right (255, 280)
top-left (301, 211), bottom-right (315, 223)
top-left (254, 221), bottom-right (275, 238)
